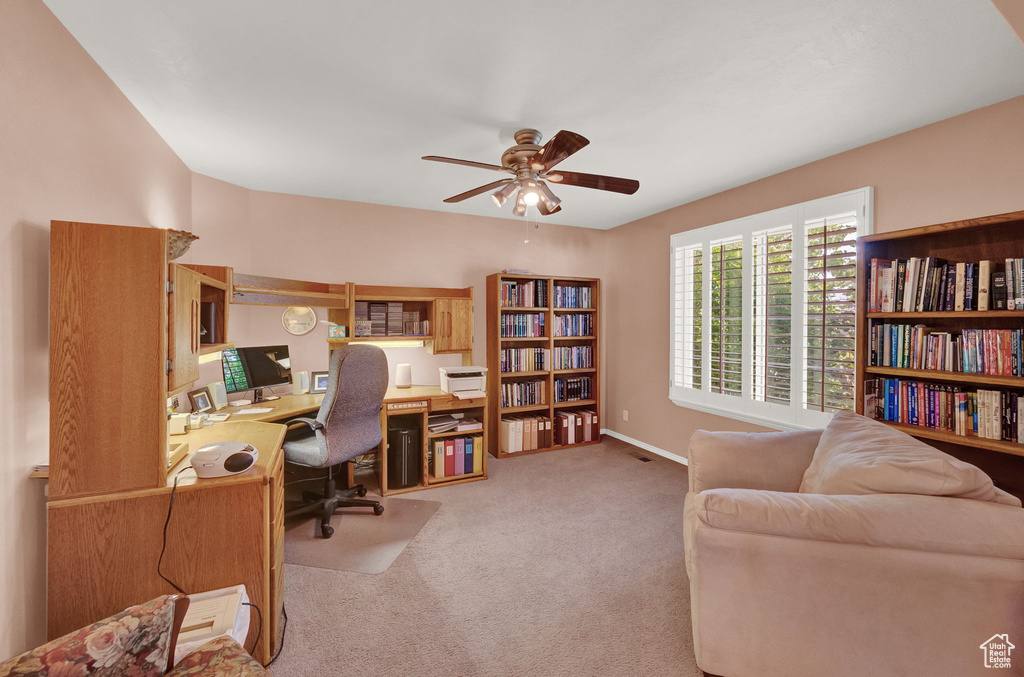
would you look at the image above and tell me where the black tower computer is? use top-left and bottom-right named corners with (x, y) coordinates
top-left (387, 420), bottom-right (421, 489)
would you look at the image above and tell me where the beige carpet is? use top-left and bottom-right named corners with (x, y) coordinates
top-left (269, 438), bottom-right (701, 677)
top-left (284, 495), bottom-right (441, 575)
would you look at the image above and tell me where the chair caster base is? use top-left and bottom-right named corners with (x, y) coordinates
top-left (374, 504), bottom-right (384, 516)
top-left (320, 524), bottom-right (335, 539)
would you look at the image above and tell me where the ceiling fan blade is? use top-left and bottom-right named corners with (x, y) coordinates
top-left (537, 201), bottom-right (562, 216)
top-left (529, 130), bottom-right (590, 172)
top-left (422, 155), bottom-right (510, 173)
top-left (545, 170), bottom-right (639, 195)
top-left (443, 179), bottom-right (515, 204)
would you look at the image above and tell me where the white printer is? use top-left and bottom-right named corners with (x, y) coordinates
top-left (439, 366), bottom-right (487, 397)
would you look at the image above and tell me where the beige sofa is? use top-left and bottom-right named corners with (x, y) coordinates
top-left (683, 411), bottom-right (1024, 677)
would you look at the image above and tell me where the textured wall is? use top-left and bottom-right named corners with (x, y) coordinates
top-left (0, 0), bottom-right (192, 657)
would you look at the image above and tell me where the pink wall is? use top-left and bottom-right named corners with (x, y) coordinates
top-left (603, 95), bottom-right (1024, 461)
top-left (184, 176), bottom-right (608, 396)
top-left (0, 0), bottom-right (192, 657)
top-left (3, 0), bottom-right (1023, 660)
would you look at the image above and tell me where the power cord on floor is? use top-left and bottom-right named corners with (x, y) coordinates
top-left (265, 605), bottom-right (287, 667)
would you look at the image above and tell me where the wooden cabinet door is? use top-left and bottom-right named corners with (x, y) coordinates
top-left (168, 263), bottom-right (201, 392)
top-left (433, 298), bottom-right (473, 353)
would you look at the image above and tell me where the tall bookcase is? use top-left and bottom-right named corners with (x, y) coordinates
top-left (486, 273), bottom-right (601, 458)
top-left (855, 210), bottom-right (1024, 492)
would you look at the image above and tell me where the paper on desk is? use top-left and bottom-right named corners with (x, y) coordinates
top-left (454, 390), bottom-right (486, 399)
top-left (233, 407), bottom-right (275, 414)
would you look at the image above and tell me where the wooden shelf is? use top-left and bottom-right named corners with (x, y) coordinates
top-left (867, 311), bottom-right (1024, 319)
top-left (232, 273), bottom-right (351, 308)
top-left (864, 366), bottom-right (1024, 388)
top-left (487, 273), bottom-right (601, 457)
top-left (328, 335), bottom-right (432, 343)
top-left (857, 209), bottom-right (1024, 477)
top-left (553, 399), bottom-right (597, 408)
top-left (882, 422), bottom-right (1024, 458)
top-left (427, 470), bottom-right (485, 485)
top-left (427, 428), bottom-right (484, 439)
top-left (499, 403), bottom-right (549, 414)
top-left (199, 342), bottom-right (233, 355)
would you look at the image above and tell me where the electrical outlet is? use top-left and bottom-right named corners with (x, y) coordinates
top-left (622, 409), bottom-right (629, 421)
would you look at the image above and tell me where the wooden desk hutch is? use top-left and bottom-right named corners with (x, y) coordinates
top-left (46, 220), bottom-right (487, 665)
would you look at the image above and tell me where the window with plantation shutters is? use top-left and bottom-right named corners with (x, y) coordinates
top-left (803, 216), bottom-right (859, 413)
top-left (710, 238), bottom-right (743, 396)
top-left (670, 188), bottom-right (873, 430)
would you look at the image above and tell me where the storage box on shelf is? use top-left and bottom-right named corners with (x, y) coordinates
top-left (856, 210), bottom-right (1024, 459)
top-left (486, 273), bottom-right (601, 458)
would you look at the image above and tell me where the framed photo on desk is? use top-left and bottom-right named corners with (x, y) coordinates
top-left (310, 371), bottom-right (329, 393)
top-left (188, 386), bottom-right (215, 413)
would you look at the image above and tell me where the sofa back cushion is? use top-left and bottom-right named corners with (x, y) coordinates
top-left (799, 410), bottom-right (1020, 506)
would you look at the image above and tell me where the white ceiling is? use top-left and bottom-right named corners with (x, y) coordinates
top-left (42, 0), bottom-right (1024, 230)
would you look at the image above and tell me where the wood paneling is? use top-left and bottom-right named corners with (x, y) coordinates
top-left (168, 263), bottom-right (201, 393)
top-left (47, 478), bottom-right (272, 662)
top-left (49, 221), bottom-right (168, 499)
top-left (432, 297), bottom-right (474, 353)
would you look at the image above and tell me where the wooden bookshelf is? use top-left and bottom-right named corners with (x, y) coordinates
top-left (486, 273), bottom-right (601, 458)
top-left (856, 210), bottom-right (1024, 465)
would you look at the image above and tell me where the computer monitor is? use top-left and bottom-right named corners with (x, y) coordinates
top-left (221, 345), bottom-right (292, 402)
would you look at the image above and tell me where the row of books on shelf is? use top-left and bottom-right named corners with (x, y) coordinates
top-left (501, 312), bottom-right (545, 338)
top-left (499, 409), bottom-right (600, 453)
top-left (500, 279), bottom-right (547, 308)
top-left (554, 376), bottom-right (593, 402)
top-left (553, 345), bottom-right (593, 370)
top-left (867, 257), bottom-right (1024, 313)
top-left (552, 313), bottom-right (594, 337)
top-left (869, 324), bottom-right (1024, 376)
top-left (500, 347), bottom-right (549, 373)
top-left (429, 435), bottom-right (483, 479)
top-left (552, 284), bottom-right (593, 309)
top-left (500, 380), bottom-right (546, 408)
top-left (864, 378), bottom-right (1024, 442)
top-left (354, 301), bottom-right (428, 337)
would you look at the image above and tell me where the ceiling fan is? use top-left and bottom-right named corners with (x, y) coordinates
top-left (422, 129), bottom-right (639, 217)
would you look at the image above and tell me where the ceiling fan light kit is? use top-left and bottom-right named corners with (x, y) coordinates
top-left (423, 129), bottom-right (639, 217)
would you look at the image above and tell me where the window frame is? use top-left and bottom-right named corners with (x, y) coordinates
top-left (669, 187), bottom-right (874, 431)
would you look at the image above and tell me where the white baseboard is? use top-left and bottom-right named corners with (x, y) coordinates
top-left (601, 429), bottom-right (688, 466)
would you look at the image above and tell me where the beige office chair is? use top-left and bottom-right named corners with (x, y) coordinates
top-left (283, 344), bottom-right (388, 538)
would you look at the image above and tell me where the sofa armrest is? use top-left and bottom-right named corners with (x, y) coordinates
top-left (688, 488), bottom-right (1024, 558)
top-left (0, 595), bottom-right (184, 676)
top-left (686, 429), bottom-right (822, 493)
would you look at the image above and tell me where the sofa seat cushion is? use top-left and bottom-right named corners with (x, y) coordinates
top-left (799, 410), bottom-right (1020, 506)
top-left (166, 636), bottom-right (269, 676)
top-left (690, 488), bottom-right (1024, 559)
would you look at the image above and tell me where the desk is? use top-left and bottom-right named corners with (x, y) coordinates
top-left (47, 421), bottom-right (285, 665)
top-left (220, 393), bottom-right (323, 422)
top-left (375, 385), bottom-right (489, 495)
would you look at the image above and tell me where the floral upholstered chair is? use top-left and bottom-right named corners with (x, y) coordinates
top-left (0, 595), bottom-right (268, 676)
